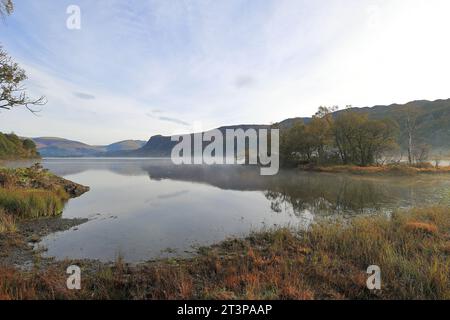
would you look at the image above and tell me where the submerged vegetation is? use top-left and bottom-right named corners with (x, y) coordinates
top-left (0, 206), bottom-right (449, 300)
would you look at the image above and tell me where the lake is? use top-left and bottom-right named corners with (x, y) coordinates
top-left (7, 158), bottom-right (450, 263)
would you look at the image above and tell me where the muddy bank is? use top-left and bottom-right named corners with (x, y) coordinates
top-left (0, 164), bottom-right (90, 268)
top-left (0, 217), bottom-right (88, 269)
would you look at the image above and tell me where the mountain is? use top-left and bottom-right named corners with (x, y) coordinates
top-left (33, 137), bottom-right (101, 157)
top-left (278, 99), bottom-right (450, 151)
top-left (121, 98), bottom-right (450, 157)
top-left (32, 98), bottom-right (450, 158)
top-left (109, 135), bottom-right (178, 157)
top-left (33, 137), bottom-right (146, 157)
top-left (108, 124), bottom-right (271, 158)
top-left (105, 140), bottom-right (147, 153)
top-left (352, 99), bottom-right (450, 150)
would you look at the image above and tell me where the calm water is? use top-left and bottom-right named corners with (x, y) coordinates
top-left (7, 158), bottom-right (450, 262)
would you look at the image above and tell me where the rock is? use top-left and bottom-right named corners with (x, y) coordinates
top-left (60, 178), bottom-right (90, 197)
top-left (29, 234), bottom-right (40, 243)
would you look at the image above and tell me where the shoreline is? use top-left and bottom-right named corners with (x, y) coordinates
top-left (1, 164), bottom-right (450, 300)
top-left (300, 164), bottom-right (450, 175)
top-left (5, 158), bottom-right (450, 176)
top-left (0, 217), bottom-right (88, 269)
top-left (0, 205), bottom-right (449, 300)
top-left (0, 165), bottom-right (90, 269)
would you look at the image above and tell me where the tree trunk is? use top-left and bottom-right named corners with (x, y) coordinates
top-left (407, 130), bottom-right (413, 165)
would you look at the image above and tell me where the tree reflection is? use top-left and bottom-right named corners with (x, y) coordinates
top-left (264, 175), bottom-right (395, 216)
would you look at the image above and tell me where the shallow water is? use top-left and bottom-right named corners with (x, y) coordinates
top-left (6, 158), bottom-right (450, 262)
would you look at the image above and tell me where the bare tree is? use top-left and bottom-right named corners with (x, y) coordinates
top-left (401, 107), bottom-right (420, 165)
top-left (434, 151), bottom-right (442, 169)
top-left (0, 47), bottom-right (46, 113)
top-left (414, 143), bottom-right (430, 164)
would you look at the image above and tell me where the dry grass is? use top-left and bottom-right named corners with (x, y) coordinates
top-left (1, 206), bottom-right (449, 300)
top-left (404, 221), bottom-right (439, 235)
top-left (0, 208), bottom-right (16, 234)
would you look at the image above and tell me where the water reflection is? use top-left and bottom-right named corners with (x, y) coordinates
top-left (265, 175), bottom-right (398, 216)
top-left (5, 158), bottom-right (450, 262)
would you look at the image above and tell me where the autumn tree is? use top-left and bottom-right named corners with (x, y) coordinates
top-left (332, 111), bottom-right (363, 164)
top-left (333, 111), bottom-right (398, 166)
top-left (280, 106), bottom-right (399, 167)
top-left (309, 106), bottom-right (335, 163)
top-left (280, 121), bottom-right (313, 165)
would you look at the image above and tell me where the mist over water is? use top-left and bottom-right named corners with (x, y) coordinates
top-left (10, 158), bottom-right (450, 263)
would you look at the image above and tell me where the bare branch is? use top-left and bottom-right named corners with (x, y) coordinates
top-left (0, 45), bottom-right (47, 114)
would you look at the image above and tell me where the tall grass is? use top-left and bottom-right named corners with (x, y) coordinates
top-left (0, 206), bottom-right (449, 300)
top-left (305, 206), bottom-right (450, 299)
top-left (0, 208), bottom-right (16, 234)
top-left (0, 188), bottom-right (69, 219)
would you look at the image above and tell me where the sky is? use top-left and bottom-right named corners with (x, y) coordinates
top-left (1, 0), bottom-right (450, 145)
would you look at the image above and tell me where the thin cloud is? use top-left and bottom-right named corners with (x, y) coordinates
top-left (235, 75), bottom-right (256, 89)
top-left (4, 1), bottom-right (450, 144)
top-left (146, 112), bottom-right (190, 126)
top-left (158, 116), bottom-right (190, 126)
top-left (74, 92), bottom-right (96, 100)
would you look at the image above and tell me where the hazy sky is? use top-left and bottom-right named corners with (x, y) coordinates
top-left (1, 0), bottom-right (450, 144)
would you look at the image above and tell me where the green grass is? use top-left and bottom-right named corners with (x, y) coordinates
top-left (0, 188), bottom-right (69, 219)
top-left (0, 166), bottom-right (82, 222)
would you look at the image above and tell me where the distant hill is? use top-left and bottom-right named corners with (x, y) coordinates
top-left (33, 137), bottom-right (146, 157)
top-left (121, 98), bottom-right (450, 157)
top-left (105, 140), bottom-right (147, 153)
top-left (277, 99), bottom-right (450, 151)
top-left (30, 98), bottom-right (450, 158)
top-left (108, 124), bottom-right (270, 158)
top-left (0, 133), bottom-right (39, 160)
top-left (352, 99), bottom-right (450, 151)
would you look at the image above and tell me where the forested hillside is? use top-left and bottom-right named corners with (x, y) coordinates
top-left (279, 99), bottom-right (450, 151)
top-left (0, 133), bottom-right (39, 160)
